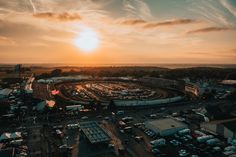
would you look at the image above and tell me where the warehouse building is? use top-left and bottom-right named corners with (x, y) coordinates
top-left (0, 88), bottom-right (12, 100)
top-left (201, 118), bottom-right (236, 139)
top-left (185, 83), bottom-right (201, 96)
top-left (145, 118), bottom-right (187, 136)
top-left (0, 148), bottom-right (15, 157)
top-left (79, 121), bottom-right (111, 144)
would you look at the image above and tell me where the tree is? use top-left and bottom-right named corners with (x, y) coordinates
top-left (84, 101), bottom-right (93, 110)
top-left (94, 101), bottom-right (102, 112)
top-left (0, 101), bottom-right (10, 115)
top-left (50, 69), bottom-right (62, 77)
top-left (108, 100), bottom-right (116, 112)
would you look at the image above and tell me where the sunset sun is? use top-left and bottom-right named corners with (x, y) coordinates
top-left (1, 0), bottom-right (236, 156)
top-left (74, 28), bottom-right (100, 53)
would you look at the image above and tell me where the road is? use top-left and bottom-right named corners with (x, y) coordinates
top-left (19, 99), bottom-right (236, 157)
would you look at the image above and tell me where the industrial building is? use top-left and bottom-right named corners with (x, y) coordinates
top-left (0, 88), bottom-right (12, 100)
top-left (0, 148), bottom-right (15, 157)
top-left (66, 105), bottom-right (84, 111)
top-left (35, 100), bottom-right (55, 112)
top-left (139, 77), bottom-right (184, 90)
top-left (145, 118), bottom-right (187, 136)
top-left (79, 121), bottom-right (111, 144)
top-left (184, 81), bottom-right (212, 96)
top-left (185, 83), bottom-right (201, 96)
top-left (201, 119), bottom-right (236, 139)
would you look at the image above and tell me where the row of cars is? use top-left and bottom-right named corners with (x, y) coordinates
top-left (114, 109), bottom-right (236, 157)
top-left (147, 129), bottom-right (221, 157)
top-left (130, 114), bottom-right (235, 157)
top-left (52, 122), bottom-right (80, 138)
top-left (148, 127), bottom-right (236, 157)
top-left (51, 123), bottom-right (80, 153)
top-left (0, 131), bottom-right (28, 157)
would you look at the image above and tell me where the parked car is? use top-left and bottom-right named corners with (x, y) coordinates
top-left (197, 135), bottom-right (214, 143)
top-left (152, 148), bottom-right (160, 154)
top-left (206, 138), bottom-right (220, 146)
top-left (81, 116), bottom-right (88, 120)
top-left (150, 138), bottom-right (166, 147)
top-left (170, 140), bottom-right (182, 146)
top-left (67, 123), bottom-right (79, 129)
top-left (117, 110), bottom-right (125, 115)
top-left (178, 149), bottom-right (189, 157)
top-left (178, 129), bottom-right (191, 136)
top-left (135, 136), bottom-right (143, 142)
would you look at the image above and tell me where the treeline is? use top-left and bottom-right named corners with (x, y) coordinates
top-left (36, 69), bottom-right (82, 79)
top-left (0, 67), bottom-right (31, 73)
top-left (36, 67), bottom-right (236, 80)
top-left (164, 67), bottom-right (236, 80)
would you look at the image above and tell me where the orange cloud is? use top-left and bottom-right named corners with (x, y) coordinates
top-left (33, 12), bottom-right (82, 21)
top-left (120, 18), bottom-right (198, 28)
top-left (187, 27), bottom-right (236, 34)
top-left (120, 19), bottom-right (146, 25)
top-left (0, 36), bottom-right (15, 46)
top-left (144, 19), bottom-right (197, 28)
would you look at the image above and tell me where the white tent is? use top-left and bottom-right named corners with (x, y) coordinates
top-left (0, 133), bottom-right (11, 141)
top-left (0, 88), bottom-right (12, 99)
top-left (36, 100), bottom-right (55, 111)
top-left (36, 101), bottom-right (47, 111)
top-left (0, 132), bottom-right (22, 141)
top-left (11, 132), bottom-right (22, 139)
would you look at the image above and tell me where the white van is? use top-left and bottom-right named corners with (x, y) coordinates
top-left (150, 138), bottom-right (166, 147)
top-left (117, 110), bottom-right (125, 115)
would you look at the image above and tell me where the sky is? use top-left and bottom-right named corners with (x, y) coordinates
top-left (0, 0), bottom-right (236, 65)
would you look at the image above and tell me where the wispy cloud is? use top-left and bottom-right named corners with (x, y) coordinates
top-left (29, 0), bottom-right (36, 13)
top-left (33, 12), bottom-right (82, 21)
top-left (134, 0), bottom-right (153, 19)
top-left (187, 26), bottom-right (236, 34)
top-left (0, 0), bottom-right (236, 64)
top-left (29, 41), bottom-right (48, 47)
top-left (232, 49), bottom-right (236, 53)
top-left (123, 0), bottom-right (153, 19)
top-left (188, 0), bottom-right (233, 26)
top-left (184, 50), bottom-right (236, 58)
top-left (143, 19), bottom-right (198, 28)
top-left (0, 36), bottom-right (15, 46)
top-left (119, 18), bottom-right (198, 28)
top-left (120, 19), bottom-right (146, 25)
top-left (220, 0), bottom-right (236, 17)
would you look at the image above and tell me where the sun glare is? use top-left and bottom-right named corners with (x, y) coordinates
top-left (74, 28), bottom-right (99, 53)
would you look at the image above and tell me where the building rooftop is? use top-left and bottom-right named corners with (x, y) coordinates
top-left (80, 121), bottom-right (111, 144)
top-left (0, 88), bottom-right (12, 96)
top-left (223, 120), bottom-right (236, 133)
top-left (146, 118), bottom-right (186, 131)
top-left (0, 148), bottom-right (15, 157)
top-left (204, 118), bottom-right (236, 133)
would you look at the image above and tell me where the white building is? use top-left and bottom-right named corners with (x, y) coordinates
top-left (184, 81), bottom-right (209, 96)
top-left (201, 119), bottom-right (236, 139)
top-left (185, 83), bottom-right (201, 96)
top-left (0, 88), bottom-right (12, 99)
top-left (66, 105), bottom-right (84, 111)
top-left (145, 118), bottom-right (187, 136)
top-left (35, 100), bottom-right (55, 112)
top-left (24, 75), bottom-right (35, 94)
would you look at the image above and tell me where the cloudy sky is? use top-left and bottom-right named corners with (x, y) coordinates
top-left (0, 0), bottom-right (236, 65)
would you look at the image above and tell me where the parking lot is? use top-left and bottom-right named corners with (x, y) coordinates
top-left (56, 81), bottom-right (176, 103)
top-left (103, 108), bottom-right (234, 157)
top-left (1, 84), bottom-right (236, 157)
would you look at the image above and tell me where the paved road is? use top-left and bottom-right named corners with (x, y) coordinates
top-left (18, 99), bottom-right (236, 157)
